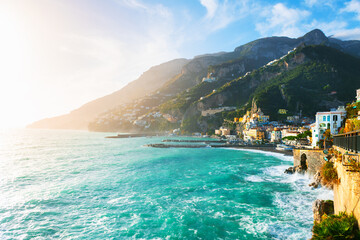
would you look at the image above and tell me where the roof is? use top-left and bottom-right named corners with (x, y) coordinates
top-left (316, 111), bottom-right (346, 115)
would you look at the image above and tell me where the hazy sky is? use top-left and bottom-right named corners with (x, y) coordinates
top-left (1, 0), bottom-right (360, 127)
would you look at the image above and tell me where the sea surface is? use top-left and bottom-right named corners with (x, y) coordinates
top-left (0, 129), bottom-right (333, 239)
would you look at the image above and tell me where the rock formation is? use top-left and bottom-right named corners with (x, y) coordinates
top-left (313, 199), bottom-right (334, 224)
top-left (309, 171), bottom-right (322, 188)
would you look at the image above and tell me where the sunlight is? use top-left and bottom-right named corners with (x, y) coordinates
top-left (0, 6), bottom-right (32, 128)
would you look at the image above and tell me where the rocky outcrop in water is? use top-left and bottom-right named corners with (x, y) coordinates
top-left (313, 199), bottom-right (334, 223)
top-left (284, 165), bottom-right (306, 174)
top-left (309, 171), bottom-right (322, 189)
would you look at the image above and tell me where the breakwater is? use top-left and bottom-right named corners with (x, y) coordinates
top-left (105, 133), bottom-right (164, 138)
top-left (146, 143), bottom-right (230, 148)
top-left (145, 143), bottom-right (293, 155)
top-left (162, 139), bottom-right (227, 143)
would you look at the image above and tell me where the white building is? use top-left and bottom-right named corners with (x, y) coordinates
top-left (271, 129), bottom-right (282, 142)
top-left (311, 106), bottom-right (346, 147)
top-left (357, 89), bottom-right (360, 102)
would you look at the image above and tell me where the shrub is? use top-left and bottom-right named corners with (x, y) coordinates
top-left (321, 162), bottom-right (338, 187)
top-left (312, 212), bottom-right (360, 239)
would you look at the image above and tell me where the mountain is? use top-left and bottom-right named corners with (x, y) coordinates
top-left (28, 58), bottom-right (189, 129)
top-left (178, 45), bottom-right (360, 132)
top-left (30, 29), bottom-right (360, 131)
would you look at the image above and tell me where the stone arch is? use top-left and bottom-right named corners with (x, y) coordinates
top-left (301, 153), bottom-right (308, 171)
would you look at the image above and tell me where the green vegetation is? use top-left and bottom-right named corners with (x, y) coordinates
top-left (212, 45), bottom-right (360, 120)
top-left (181, 115), bottom-right (201, 134)
top-left (162, 45), bottom-right (360, 132)
top-left (322, 200), bottom-right (335, 216)
top-left (283, 130), bottom-right (311, 140)
top-left (320, 162), bottom-right (338, 187)
top-left (312, 212), bottom-right (360, 240)
top-left (160, 78), bottom-right (230, 115)
top-left (346, 102), bottom-right (360, 119)
top-left (222, 109), bottom-right (247, 121)
top-left (148, 118), bottom-right (180, 132)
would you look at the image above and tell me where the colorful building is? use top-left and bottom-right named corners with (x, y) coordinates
top-left (271, 128), bottom-right (282, 142)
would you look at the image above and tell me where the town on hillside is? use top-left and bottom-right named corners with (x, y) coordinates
top-left (204, 89), bottom-right (360, 149)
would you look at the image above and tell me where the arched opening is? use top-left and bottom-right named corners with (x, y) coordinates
top-left (301, 153), bottom-right (308, 171)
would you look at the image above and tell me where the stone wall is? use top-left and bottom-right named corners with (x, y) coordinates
top-left (293, 149), bottom-right (325, 176)
top-left (332, 146), bottom-right (360, 227)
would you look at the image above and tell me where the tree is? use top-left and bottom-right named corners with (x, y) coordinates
top-left (323, 129), bottom-right (332, 149)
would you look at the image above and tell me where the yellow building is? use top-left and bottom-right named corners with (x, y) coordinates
top-left (244, 128), bottom-right (265, 141)
top-left (278, 109), bottom-right (288, 114)
top-left (256, 130), bottom-right (265, 140)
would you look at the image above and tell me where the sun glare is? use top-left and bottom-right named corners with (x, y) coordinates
top-left (0, 6), bottom-right (32, 128)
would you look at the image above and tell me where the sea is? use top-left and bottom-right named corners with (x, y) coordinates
top-left (0, 129), bottom-right (333, 239)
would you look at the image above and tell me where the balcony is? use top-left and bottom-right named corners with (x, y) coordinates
top-left (333, 130), bottom-right (360, 153)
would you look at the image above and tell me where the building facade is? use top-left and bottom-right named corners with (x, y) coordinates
top-left (311, 106), bottom-right (346, 147)
top-left (271, 129), bottom-right (282, 142)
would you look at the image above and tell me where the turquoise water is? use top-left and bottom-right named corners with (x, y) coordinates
top-left (0, 129), bottom-right (332, 239)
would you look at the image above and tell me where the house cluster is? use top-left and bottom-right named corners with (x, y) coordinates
top-left (92, 91), bottom-right (178, 130)
top-left (215, 107), bottom-right (309, 144)
top-left (213, 89), bottom-right (360, 148)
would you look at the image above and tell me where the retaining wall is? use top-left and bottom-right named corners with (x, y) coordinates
top-left (333, 146), bottom-right (360, 227)
top-left (293, 149), bottom-right (325, 175)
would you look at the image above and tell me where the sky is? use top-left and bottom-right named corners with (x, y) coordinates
top-left (0, 0), bottom-right (360, 128)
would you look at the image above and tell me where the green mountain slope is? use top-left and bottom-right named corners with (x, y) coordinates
top-left (253, 45), bottom-right (360, 119)
top-left (181, 45), bottom-right (360, 132)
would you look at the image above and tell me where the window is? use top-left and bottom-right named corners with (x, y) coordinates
top-left (316, 134), bottom-right (318, 137)
top-left (327, 115), bottom-right (330, 121)
top-left (333, 115), bottom-right (338, 121)
top-left (323, 116), bottom-right (326, 121)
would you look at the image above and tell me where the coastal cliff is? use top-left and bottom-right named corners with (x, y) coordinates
top-left (332, 146), bottom-right (360, 227)
top-left (293, 146), bottom-right (360, 233)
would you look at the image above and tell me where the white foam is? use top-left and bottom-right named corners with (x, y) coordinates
top-left (245, 175), bottom-right (264, 182)
top-left (228, 147), bottom-right (293, 162)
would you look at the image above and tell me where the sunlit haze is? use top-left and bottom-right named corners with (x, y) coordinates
top-left (1, 0), bottom-right (360, 128)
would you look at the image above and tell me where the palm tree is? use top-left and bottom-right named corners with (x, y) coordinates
top-left (323, 129), bottom-right (332, 149)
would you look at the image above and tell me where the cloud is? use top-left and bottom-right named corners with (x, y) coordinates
top-left (115, 0), bottom-right (171, 18)
top-left (256, 3), bottom-right (310, 37)
top-left (341, 0), bottom-right (360, 21)
top-left (199, 0), bottom-right (257, 32)
top-left (332, 28), bottom-right (360, 40)
top-left (304, 0), bottom-right (336, 8)
top-left (200, 0), bottom-right (218, 19)
top-left (304, 0), bottom-right (318, 7)
top-left (305, 20), bottom-right (348, 36)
